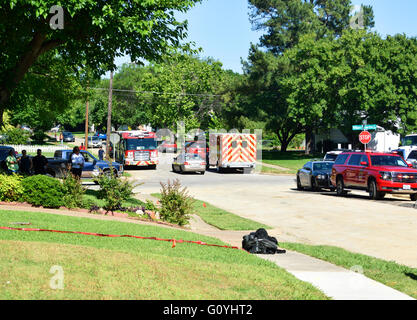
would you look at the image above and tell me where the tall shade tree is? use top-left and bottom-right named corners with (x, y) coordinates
top-left (0, 0), bottom-right (200, 127)
top-left (246, 0), bottom-right (374, 152)
top-left (249, 0), bottom-right (374, 54)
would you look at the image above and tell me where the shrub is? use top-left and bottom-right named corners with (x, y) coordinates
top-left (22, 175), bottom-right (64, 208)
top-left (94, 169), bottom-right (134, 213)
top-left (0, 174), bottom-right (24, 202)
top-left (61, 173), bottom-right (85, 209)
top-left (159, 179), bottom-right (194, 226)
top-left (0, 127), bottom-right (30, 144)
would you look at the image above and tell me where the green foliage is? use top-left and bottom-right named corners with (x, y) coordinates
top-left (61, 173), bottom-right (86, 209)
top-left (21, 175), bottom-right (64, 208)
top-left (94, 169), bottom-right (134, 213)
top-left (249, 0), bottom-right (374, 54)
top-left (145, 200), bottom-right (158, 212)
top-left (0, 0), bottom-right (201, 126)
top-left (0, 174), bottom-right (24, 202)
top-left (159, 179), bottom-right (194, 226)
top-left (0, 127), bottom-right (30, 144)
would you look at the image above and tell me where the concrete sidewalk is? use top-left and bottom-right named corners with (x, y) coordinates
top-left (260, 251), bottom-right (414, 300)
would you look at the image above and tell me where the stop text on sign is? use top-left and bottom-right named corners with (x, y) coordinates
top-left (359, 131), bottom-right (372, 144)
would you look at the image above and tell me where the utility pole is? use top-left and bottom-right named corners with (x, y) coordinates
top-left (84, 80), bottom-right (89, 150)
top-left (106, 71), bottom-right (113, 161)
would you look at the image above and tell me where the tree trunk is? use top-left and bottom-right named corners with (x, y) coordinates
top-left (305, 128), bottom-right (314, 155)
top-left (280, 140), bottom-right (290, 152)
top-left (0, 32), bottom-right (62, 126)
top-left (0, 87), bottom-right (10, 128)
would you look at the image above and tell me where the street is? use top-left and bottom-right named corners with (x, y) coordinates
top-left (128, 153), bottom-right (417, 268)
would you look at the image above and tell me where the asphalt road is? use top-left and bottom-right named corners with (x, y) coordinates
top-left (126, 153), bottom-right (417, 268)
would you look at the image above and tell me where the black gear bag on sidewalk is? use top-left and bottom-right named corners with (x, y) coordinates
top-left (242, 228), bottom-right (286, 254)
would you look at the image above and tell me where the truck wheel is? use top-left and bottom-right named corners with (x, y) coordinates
top-left (410, 194), bottom-right (417, 201)
top-left (368, 180), bottom-right (385, 200)
top-left (336, 177), bottom-right (347, 196)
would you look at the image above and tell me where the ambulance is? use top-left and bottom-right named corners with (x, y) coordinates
top-left (208, 133), bottom-right (257, 173)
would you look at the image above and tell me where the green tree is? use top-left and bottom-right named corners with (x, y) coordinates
top-left (0, 0), bottom-right (201, 127)
top-left (243, 0), bottom-right (375, 152)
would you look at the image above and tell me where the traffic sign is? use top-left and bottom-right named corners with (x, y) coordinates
top-left (359, 131), bottom-right (372, 145)
top-left (110, 133), bottom-right (120, 145)
top-left (352, 124), bottom-right (377, 131)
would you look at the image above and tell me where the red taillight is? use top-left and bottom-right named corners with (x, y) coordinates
top-left (184, 162), bottom-right (190, 165)
top-left (201, 162), bottom-right (206, 165)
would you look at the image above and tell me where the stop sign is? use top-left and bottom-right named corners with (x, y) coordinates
top-left (359, 131), bottom-right (372, 144)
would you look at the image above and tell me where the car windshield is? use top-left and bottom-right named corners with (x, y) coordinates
top-left (402, 136), bottom-right (417, 146)
top-left (185, 142), bottom-right (205, 148)
top-left (89, 137), bottom-right (100, 142)
top-left (63, 132), bottom-right (72, 136)
top-left (185, 154), bottom-right (203, 161)
top-left (313, 163), bottom-right (333, 171)
top-left (370, 155), bottom-right (408, 167)
top-left (126, 138), bottom-right (157, 150)
top-left (408, 151), bottom-right (417, 160)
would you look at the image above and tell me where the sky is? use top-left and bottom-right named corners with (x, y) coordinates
top-left (111, 0), bottom-right (417, 75)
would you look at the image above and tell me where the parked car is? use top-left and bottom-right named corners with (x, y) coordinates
top-left (48, 149), bottom-right (123, 179)
top-left (172, 153), bottom-right (206, 174)
top-left (62, 132), bottom-right (75, 143)
top-left (94, 132), bottom-right (107, 140)
top-left (331, 151), bottom-right (417, 201)
top-left (87, 136), bottom-right (102, 148)
top-left (159, 140), bottom-right (177, 153)
top-left (297, 161), bottom-right (335, 191)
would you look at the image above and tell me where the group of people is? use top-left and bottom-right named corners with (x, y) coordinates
top-left (5, 149), bottom-right (48, 175)
top-left (4, 146), bottom-right (98, 180)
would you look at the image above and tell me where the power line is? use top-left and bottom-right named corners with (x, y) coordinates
top-left (90, 87), bottom-right (221, 97)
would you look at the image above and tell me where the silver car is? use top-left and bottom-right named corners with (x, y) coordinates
top-left (87, 136), bottom-right (102, 148)
top-left (172, 153), bottom-right (206, 174)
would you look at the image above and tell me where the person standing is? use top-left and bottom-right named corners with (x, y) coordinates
top-left (19, 150), bottom-right (32, 175)
top-left (6, 150), bottom-right (19, 174)
top-left (59, 132), bottom-right (63, 145)
top-left (70, 147), bottom-right (85, 179)
top-left (98, 146), bottom-right (105, 161)
top-left (32, 149), bottom-right (48, 175)
top-left (80, 143), bottom-right (86, 151)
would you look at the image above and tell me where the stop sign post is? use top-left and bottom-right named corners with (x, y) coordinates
top-left (359, 131), bottom-right (372, 150)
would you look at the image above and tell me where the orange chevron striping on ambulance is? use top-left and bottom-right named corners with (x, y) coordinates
top-left (209, 132), bottom-right (257, 173)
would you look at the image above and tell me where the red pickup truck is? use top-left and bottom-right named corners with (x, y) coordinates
top-left (331, 151), bottom-right (417, 201)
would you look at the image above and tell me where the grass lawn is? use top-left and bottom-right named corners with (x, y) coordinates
top-left (260, 165), bottom-right (293, 175)
top-left (152, 193), bottom-right (271, 231)
top-left (282, 243), bottom-right (417, 299)
top-left (0, 210), bottom-right (327, 299)
top-left (261, 151), bottom-right (323, 174)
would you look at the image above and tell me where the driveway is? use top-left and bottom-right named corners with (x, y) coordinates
top-left (127, 153), bottom-right (417, 268)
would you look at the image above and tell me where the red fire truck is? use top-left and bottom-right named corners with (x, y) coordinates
top-left (115, 131), bottom-right (158, 169)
